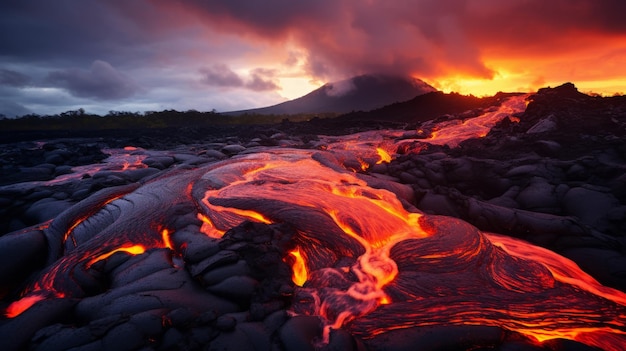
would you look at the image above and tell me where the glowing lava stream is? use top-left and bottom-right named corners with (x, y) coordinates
top-left (315, 94), bottom-right (529, 159)
top-left (4, 94), bottom-right (626, 350)
top-left (196, 149), bottom-right (626, 349)
top-left (426, 94), bottom-right (529, 147)
top-left (198, 150), bottom-right (429, 337)
top-left (3, 167), bottom-right (204, 320)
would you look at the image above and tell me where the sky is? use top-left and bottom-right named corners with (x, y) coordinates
top-left (1, 0), bottom-right (625, 118)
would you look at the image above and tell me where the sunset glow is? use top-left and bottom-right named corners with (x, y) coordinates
top-left (0, 1), bottom-right (624, 117)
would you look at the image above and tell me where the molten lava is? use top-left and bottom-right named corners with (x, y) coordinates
top-left (288, 248), bottom-right (308, 287)
top-left (3, 95), bottom-right (626, 350)
top-left (375, 147), bottom-right (392, 164)
top-left (4, 295), bottom-right (46, 319)
top-left (44, 146), bottom-right (148, 185)
top-left (425, 94), bottom-right (528, 147)
top-left (86, 245), bottom-right (146, 268)
top-left (192, 148), bottom-right (626, 349)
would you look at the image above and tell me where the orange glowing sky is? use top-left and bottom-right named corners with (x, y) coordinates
top-left (1, 0), bottom-right (624, 117)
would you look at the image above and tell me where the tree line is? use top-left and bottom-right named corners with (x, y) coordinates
top-left (0, 109), bottom-right (337, 131)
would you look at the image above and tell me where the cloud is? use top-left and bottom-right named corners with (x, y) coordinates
top-left (200, 64), bottom-right (244, 88)
top-left (1, 0), bottom-right (625, 115)
top-left (246, 68), bottom-right (279, 91)
top-left (0, 99), bottom-right (31, 118)
top-left (326, 78), bottom-right (356, 97)
top-left (163, 0), bottom-right (488, 79)
top-left (200, 65), bottom-right (279, 91)
top-left (0, 69), bottom-right (31, 87)
top-left (45, 60), bottom-right (141, 100)
top-left (164, 0), bottom-right (626, 82)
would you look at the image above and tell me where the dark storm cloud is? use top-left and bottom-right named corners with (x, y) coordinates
top-left (168, 0), bottom-right (626, 80)
top-left (0, 1), bottom-right (116, 63)
top-left (0, 69), bottom-right (31, 87)
top-left (200, 65), bottom-right (279, 91)
top-left (4, 0), bottom-right (624, 83)
top-left (0, 1), bottom-right (290, 115)
top-left (0, 99), bottom-right (31, 118)
top-left (0, 0), bottom-right (190, 68)
top-left (1, 0), bottom-right (624, 115)
top-left (45, 60), bottom-right (141, 100)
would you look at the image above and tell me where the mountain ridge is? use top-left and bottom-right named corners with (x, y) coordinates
top-left (224, 74), bottom-right (436, 116)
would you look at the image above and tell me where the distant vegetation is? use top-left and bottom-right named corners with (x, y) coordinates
top-left (0, 109), bottom-right (338, 131)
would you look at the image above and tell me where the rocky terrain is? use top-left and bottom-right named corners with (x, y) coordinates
top-left (0, 83), bottom-right (625, 350)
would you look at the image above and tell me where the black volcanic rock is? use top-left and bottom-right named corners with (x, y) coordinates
top-left (521, 82), bottom-right (626, 135)
top-left (225, 74), bottom-right (436, 115)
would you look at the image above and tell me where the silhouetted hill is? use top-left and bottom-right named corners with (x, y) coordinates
top-left (309, 91), bottom-right (523, 131)
top-left (225, 74), bottom-right (436, 115)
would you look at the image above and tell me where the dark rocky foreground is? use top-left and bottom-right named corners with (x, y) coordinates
top-left (1, 83), bottom-right (625, 350)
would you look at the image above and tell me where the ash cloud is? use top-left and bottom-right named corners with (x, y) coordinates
top-left (45, 60), bottom-right (141, 100)
top-left (326, 78), bottom-right (356, 97)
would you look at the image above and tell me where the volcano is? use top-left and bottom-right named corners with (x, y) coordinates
top-left (1, 83), bottom-right (626, 351)
top-left (224, 74), bottom-right (436, 115)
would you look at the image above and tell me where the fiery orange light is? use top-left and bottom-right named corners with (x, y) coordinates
top-left (86, 245), bottom-right (146, 268)
top-left (288, 248), bottom-right (308, 287)
top-left (4, 295), bottom-right (46, 318)
top-left (197, 213), bottom-right (226, 238)
top-left (425, 94), bottom-right (529, 147)
top-left (161, 228), bottom-right (174, 250)
top-left (375, 147), bottom-right (392, 164)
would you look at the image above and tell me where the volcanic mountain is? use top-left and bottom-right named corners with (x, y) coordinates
top-left (225, 74), bottom-right (436, 115)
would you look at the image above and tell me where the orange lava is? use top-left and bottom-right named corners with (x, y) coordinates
top-left (5, 96), bottom-right (626, 350)
top-left (375, 147), bottom-right (392, 164)
top-left (426, 94), bottom-right (528, 147)
top-left (487, 233), bottom-right (626, 307)
top-left (86, 245), bottom-right (146, 268)
top-left (194, 148), bottom-right (626, 349)
top-left (288, 248), bottom-right (308, 287)
top-left (197, 213), bottom-right (226, 238)
top-left (4, 295), bottom-right (46, 318)
top-left (161, 229), bottom-right (174, 250)
top-left (196, 151), bottom-right (430, 338)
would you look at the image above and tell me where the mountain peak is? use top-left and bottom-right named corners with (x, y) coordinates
top-left (225, 74), bottom-right (436, 116)
top-left (322, 74), bottom-right (435, 98)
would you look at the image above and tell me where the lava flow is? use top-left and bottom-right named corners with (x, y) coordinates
top-left (197, 150), bottom-right (428, 338)
top-left (193, 149), bottom-right (626, 349)
top-left (425, 94), bottom-right (528, 147)
top-left (2, 95), bottom-right (626, 350)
